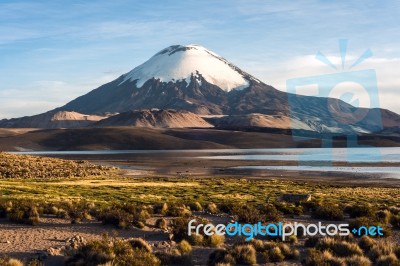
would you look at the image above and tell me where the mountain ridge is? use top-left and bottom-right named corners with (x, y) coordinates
top-left (1, 44), bottom-right (399, 134)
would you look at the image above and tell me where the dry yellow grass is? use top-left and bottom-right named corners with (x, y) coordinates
top-left (0, 152), bottom-right (116, 179)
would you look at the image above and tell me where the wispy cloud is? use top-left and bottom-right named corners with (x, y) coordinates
top-left (251, 53), bottom-right (400, 113)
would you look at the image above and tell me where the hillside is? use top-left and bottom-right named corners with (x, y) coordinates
top-left (95, 109), bottom-right (213, 128)
top-left (0, 127), bottom-right (398, 152)
top-left (0, 111), bottom-right (107, 129)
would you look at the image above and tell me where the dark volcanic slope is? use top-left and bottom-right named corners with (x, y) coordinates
top-left (0, 127), bottom-right (399, 152)
top-left (0, 127), bottom-right (298, 151)
top-left (58, 75), bottom-right (400, 134)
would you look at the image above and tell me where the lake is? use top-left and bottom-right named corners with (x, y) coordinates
top-left (14, 147), bottom-right (400, 179)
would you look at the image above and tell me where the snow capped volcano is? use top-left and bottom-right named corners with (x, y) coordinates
top-left (48, 44), bottom-right (400, 134)
top-left (121, 44), bottom-right (251, 92)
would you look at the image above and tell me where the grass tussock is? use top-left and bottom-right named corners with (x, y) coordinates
top-left (65, 234), bottom-right (160, 266)
top-left (178, 240), bottom-right (193, 254)
top-left (155, 218), bottom-right (168, 230)
top-left (0, 256), bottom-right (24, 266)
top-left (232, 244), bottom-right (257, 265)
top-left (207, 249), bottom-right (236, 266)
top-left (312, 204), bottom-right (344, 220)
top-left (156, 248), bottom-right (192, 266)
top-left (316, 237), bottom-right (363, 257)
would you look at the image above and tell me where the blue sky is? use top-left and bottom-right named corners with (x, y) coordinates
top-left (0, 0), bottom-right (399, 118)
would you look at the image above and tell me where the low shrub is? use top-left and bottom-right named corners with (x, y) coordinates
top-left (288, 234), bottom-right (298, 244)
top-left (171, 217), bottom-right (191, 242)
top-left (278, 242), bottom-right (299, 259)
top-left (274, 202), bottom-right (303, 215)
top-left (389, 206), bottom-right (400, 215)
top-left (188, 233), bottom-right (204, 246)
top-left (344, 255), bottom-right (372, 266)
top-left (168, 204), bottom-right (191, 217)
top-left (390, 214), bottom-right (400, 229)
top-left (178, 240), bottom-right (192, 254)
top-left (232, 244), bottom-right (257, 265)
top-left (99, 208), bottom-right (133, 229)
top-left (302, 248), bottom-right (345, 266)
top-left (98, 203), bottom-right (150, 229)
top-left (134, 221), bottom-right (145, 229)
top-left (260, 204), bottom-right (282, 222)
top-left (65, 235), bottom-right (160, 266)
top-left (127, 238), bottom-right (152, 253)
top-left (206, 232), bottom-right (225, 247)
top-left (375, 254), bottom-right (399, 266)
top-left (26, 258), bottom-right (41, 266)
top-left (68, 207), bottom-right (87, 224)
top-left (367, 239), bottom-right (395, 261)
top-left (358, 236), bottom-right (375, 251)
top-left (188, 202), bottom-right (203, 211)
top-left (312, 204), bottom-right (344, 220)
top-left (206, 203), bottom-right (218, 214)
top-left (7, 201), bottom-right (40, 225)
top-left (264, 246), bottom-right (284, 262)
top-left (301, 200), bottom-right (322, 213)
top-left (153, 202), bottom-right (168, 215)
top-left (316, 237), bottom-right (363, 257)
top-left (0, 201), bottom-right (12, 218)
top-left (345, 204), bottom-right (376, 218)
top-left (395, 245), bottom-right (400, 260)
top-left (249, 239), bottom-right (266, 251)
top-left (155, 218), bottom-right (167, 230)
top-left (375, 209), bottom-right (391, 224)
top-left (229, 204), bottom-right (262, 224)
top-left (156, 248), bottom-right (192, 266)
top-left (207, 249), bottom-right (236, 266)
top-left (0, 256), bottom-right (23, 266)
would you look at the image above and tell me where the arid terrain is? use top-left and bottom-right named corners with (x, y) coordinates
top-left (0, 152), bottom-right (398, 265)
top-left (0, 127), bottom-right (399, 152)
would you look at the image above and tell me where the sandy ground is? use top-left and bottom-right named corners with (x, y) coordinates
top-left (0, 213), bottom-right (234, 266)
top-left (0, 212), bottom-right (398, 265)
top-left (0, 216), bottom-right (170, 265)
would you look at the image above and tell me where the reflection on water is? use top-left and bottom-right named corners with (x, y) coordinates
top-left (13, 147), bottom-right (400, 178)
top-left (14, 147), bottom-right (400, 163)
top-left (232, 165), bottom-right (400, 179)
top-left (199, 147), bottom-right (400, 163)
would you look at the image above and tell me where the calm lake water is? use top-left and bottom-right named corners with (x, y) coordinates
top-left (14, 147), bottom-right (400, 179)
top-left (14, 147), bottom-right (400, 162)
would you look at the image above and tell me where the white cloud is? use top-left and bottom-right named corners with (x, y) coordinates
top-left (249, 54), bottom-right (400, 114)
top-left (0, 72), bottom-right (120, 119)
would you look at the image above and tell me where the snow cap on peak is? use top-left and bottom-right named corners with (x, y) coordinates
top-left (121, 44), bottom-right (250, 91)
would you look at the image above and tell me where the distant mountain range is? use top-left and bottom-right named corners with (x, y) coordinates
top-left (1, 44), bottom-right (399, 134)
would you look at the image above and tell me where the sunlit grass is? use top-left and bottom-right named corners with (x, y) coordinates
top-left (0, 176), bottom-right (398, 208)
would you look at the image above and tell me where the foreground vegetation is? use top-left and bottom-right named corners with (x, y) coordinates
top-left (0, 153), bottom-right (398, 265)
top-left (0, 175), bottom-right (398, 207)
top-left (0, 175), bottom-right (398, 265)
